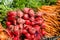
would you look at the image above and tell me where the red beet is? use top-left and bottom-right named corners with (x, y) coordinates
top-left (6, 21), bottom-right (11, 27)
top-left (31, 35), bottom-right (35, 38)
top-left (24, 24), bottom-right (29, 29)
top-left (8, 25), bottom-right (14, 31)
top-left (24, 25), bottom-right (32, 30)
top-left (14, 25), bottom-right (19, 31)
top-left (14, 25), bottom-right (19, 35)
top-left (25, 33), bottom-right (31, 38)
top-left (29, 28), bottom-right (36, 34)
top-left (41, 30), bottom-right (46, 36)
top-left (34, 25), bottom-right (40, 31)
top-left (35, 17), bottom-right (41, 21)
top-left (29, 9), bottom-right (35, 17)
top-left (31, 21), bottom-right (35, 25)
top-left (36, 11), bottom-right (43, 17)
top-left (28, 25), bottom-right (32, 29)
top-left (24, 39), bottom-right (29, 40)
top-left (35, 19), bottom-right (44, 25)
top-left (14, 31), bottom-right (19, 36)
top-left (13, 20), bottom-right (17, 25)
top-left (7, 16), bottom-right (15, 21)
top-left (36, 35), bottom-right (40, 40)
top-left (33, 38), bottom-right (38, 40)
top-left (7, 11), bottom-right (17, 17)
top-left (14, 25), bottom-right (20, 33)
top-left (19, 24), bottom-right (23, 29)
top-left (17, 18), bottom-right (25, 24)
top-left (25, 20), bottom-right (31, 25)
top-left (17, 10), bottom-right (24, 18)
top-left (23, 14), bottom-right (29, 20)
top-left (30, 17), bottom-right (35, 22)
top-left (23, 8), bottom-right (30, 13)
top-left (22, 29), bottom-right (28, 34)
top-left (41, 23), bottom-right (45, 28)
top-left (13, 36), bottom-right (19, 40)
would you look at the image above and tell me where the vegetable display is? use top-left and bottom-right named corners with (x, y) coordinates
top-left (38, 5), bottom-right (60, 37)
top-left (0, 0), bottom-right (59, 40)
top-left (5, 8), bottom-right (46, 40)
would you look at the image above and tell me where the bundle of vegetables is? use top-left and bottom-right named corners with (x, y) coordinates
top-left (0, 23), bottom-right (11, 40)
top-left (5, 8), bottom-right (46, 40)
top-left (38, 5), bottom-right (60, 37)
top-left (56, 0), bottom-right (60, 6)
top-left (56, 0), bottom-right (60, 26)
top-left (0, 5), bottom-right (12, 28)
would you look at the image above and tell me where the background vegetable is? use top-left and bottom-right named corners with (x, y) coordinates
top-left (12, 0), bottom-right (57, 9)
top-left (0, 5), bottom-right (12, 28)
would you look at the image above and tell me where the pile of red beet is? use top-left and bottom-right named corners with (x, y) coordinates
top-left (6, 8), bottom-right (46, 40)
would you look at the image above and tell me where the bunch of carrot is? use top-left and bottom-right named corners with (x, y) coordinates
top-left (38, 5), bottom-right (60, 37)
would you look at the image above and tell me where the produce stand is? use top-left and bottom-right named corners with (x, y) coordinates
top-left (0, 0), bottom-right (60, 40)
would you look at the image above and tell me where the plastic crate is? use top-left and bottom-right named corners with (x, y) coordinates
top-left (42, 36), bottom-right (60, 40)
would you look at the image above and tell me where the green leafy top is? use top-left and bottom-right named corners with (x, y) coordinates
top-left (12, 0), bottom-right (57, 9)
